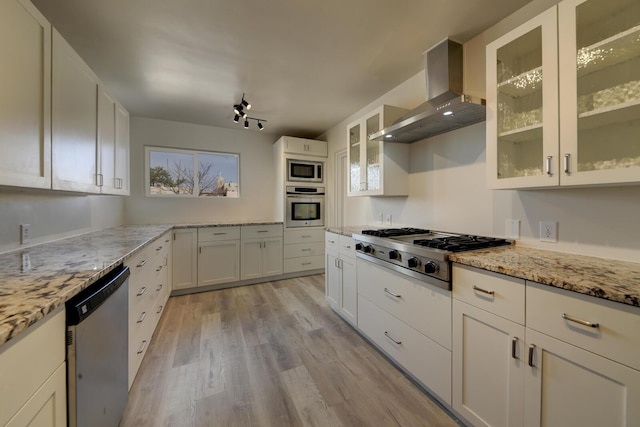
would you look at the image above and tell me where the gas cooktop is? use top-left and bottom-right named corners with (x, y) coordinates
top-left (354, 228), bottom-right (512, 289)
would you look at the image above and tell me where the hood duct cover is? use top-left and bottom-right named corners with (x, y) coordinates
top-left (370, 39), bottom-right (486, 143)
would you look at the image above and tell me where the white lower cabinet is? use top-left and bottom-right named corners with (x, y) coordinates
top-left (324, 232), bottom-right (357, 325)
top-left (452, 264), bottom-right (640, 427)
top-left (356, 258), bottom-right (452, 404)
top-left (197, 226), bottom-right (240, 287)
top-left (0, 308), bottom-right (66, 427)
top-left (240, 225), bottom-right (283, 280)
top-left (283, 228), bottom-right (324, 274)
top-left (126, 232), bottom-right (171, 389)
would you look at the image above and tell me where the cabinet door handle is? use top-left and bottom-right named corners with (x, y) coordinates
top-left (97, 173), bottom-right (104, 187)
top-left (512, 337), bottom-right (519, 360)
top-left (156, 265), bottom-right (163, 272)
top-left (545, 156), bottom-right (553, 176)
top-left (562, 313), bottom-right (599, 329)
top-left (528, 344), bottom-right (536, 367)
top-left (564, 154), bottom-right (571, 174)
top-left (384, 331), bottom-right (402, 345)
top-left (156, 245), bottom-right (163, 251)
top-left (137, 312), bottom-right (147, 323)
top-left (137, 286), bottom-right (147, 296)
top-left (156, 284), bottom-right (163, 292)
top-left (137, 340), bottom-right (148, 354)
top-left (384, 288), bottom-right (401, 298)
top-left (136, 259), bottom-right (147, 268)
top-left (472, 285), bottom-right (494, 296)
top-left (157, 305), bottom-right (163, 314)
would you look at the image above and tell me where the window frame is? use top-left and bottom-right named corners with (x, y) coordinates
top-left (144, 146), bottom-right (241, 198)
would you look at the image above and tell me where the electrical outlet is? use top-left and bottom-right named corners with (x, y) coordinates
top-left (21, 252), bottom-right (31, 272)
top-left (20, 224), bottom-right (30, 245)
top-left (505, 219), bottom-right (520, 239)
top-left (539, 221), bottom-right (558, 243)
top-left (377, 213), bottom-right (384, 224)
top-left (385, 214), bottom-right (392, 226)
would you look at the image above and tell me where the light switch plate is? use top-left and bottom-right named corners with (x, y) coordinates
top-left (540, 221), bottom-right (557, 243)
top-left (505, 219), bottom-right (520, 239)
top-left (20, 224), bottom-right (30, 244)
top-left (385, 214), bottom-right (392, 226)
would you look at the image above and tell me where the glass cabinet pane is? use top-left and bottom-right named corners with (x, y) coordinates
top-left (365, 113), bottom-right (381, 191)
top-left (349, 123), bottom-right (360, 192)
top-left (496, 27), bottom-right (545, 179)
top-left (574, 0), bottom-right (640, 172)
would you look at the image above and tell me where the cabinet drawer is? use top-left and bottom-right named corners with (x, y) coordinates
top-left (325, 232), bottom-right (340, 252)
top-left (453, 264), bottom-right (525, 324)
top-left (284, 242), bottom-right (325, 259)
top-left (338, 235), bottom-right (356, 259)
top-left (198, 226), bottom-right (240, 242)
top-left (357, 259), bottom-right (451, 350)
top-left (283, 255), bottom-right (324, 273)
top-left (241, 224), bottom-right (282, 239)
top-left (285, 228), bottom-right (324, 244)
top-left (527, 281), bottom-right (640, 371)
top-left (358, 296), bottom-right (452, 404)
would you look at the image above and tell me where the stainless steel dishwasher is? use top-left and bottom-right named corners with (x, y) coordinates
top-left (66, 264), bottom-right (130, 427)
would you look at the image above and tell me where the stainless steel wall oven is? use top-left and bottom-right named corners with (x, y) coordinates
top-left (285, 186), bottom-right (324, 228)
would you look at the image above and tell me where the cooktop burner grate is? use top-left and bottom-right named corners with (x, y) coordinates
top-left (361, 228), bottom-right (431, 238)
top-left (413, 236), bottom-right (510, 252)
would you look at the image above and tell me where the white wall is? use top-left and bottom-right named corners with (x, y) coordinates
top-left (321, 0), bottom-right (640, 263)
top-left (0, 189), bottom-right (124, 253)
top-left (125, 117), bottom-right (279, 225)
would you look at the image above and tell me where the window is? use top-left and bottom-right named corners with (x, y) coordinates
top-left (145, 147), bottom-right (240, 197)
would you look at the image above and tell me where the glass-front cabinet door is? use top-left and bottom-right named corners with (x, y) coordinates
top-left (365, 111), bottom-right (381, 192)
top-left (486, 7), bottom-right (559, 189)
top-left (348, 121), bottom-right (361, 194)
top-left (559, 0), bottom-right (640, 185)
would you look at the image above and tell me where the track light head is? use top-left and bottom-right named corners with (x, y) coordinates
top-left (257, 121), bottom-right (264, 130)
top-left (241, 99), bottom-right (251, 110)
top-left (233, 105), bottom-right (243, 116)
top-left (242, 110), bottom-right (248, 118)
top-left (233, 114), bottom-right (240, 123)
top-left (244, 119), bottom-right (249, 129)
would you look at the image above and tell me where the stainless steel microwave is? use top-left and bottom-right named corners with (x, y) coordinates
top-left (287, 159), bottom-right (324, 183)
top-left (285, 186), bottom-right (324, 228)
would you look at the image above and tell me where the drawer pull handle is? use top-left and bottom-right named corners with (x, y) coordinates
top-left (302, 235), bottom-right (311, 238)
top-left (156, 265), bottom-right (163, 272)
top-left (137, 287), bottom-right (147, 296)
top-left (137, 312), bottom-right (147, 323)
top-left (528, 344), bottom-right (536, 367)
top-left (562, 313), bottom-right (599, 329)
top-left (472, 285), bottom-right (494, 296)
top-left (157, 305), bottom-right (163, 314)
top-left (213, 232), bottom-right (227, 235)
top-left (384, 331), bottom-right (402, 345)
top-left (301, 248), bottom-right (312, 252)
top-left (137, 340), bottom-right (148, 354)
top-left (156, 245), bottom-right (163, 251)
top-left (328, 240), bottom-right (336, 243)
top-left (156, 284), bottom-right (163, 292)
top-left (302, 262), bottom-right (312, 266)
top-left (257, 230), bottom-right (269, 233)
top-left (512, 337), bottom-right (519, 360)
top-left (384, 288), bottom-right (401, 298)
top-left (136, 259), bottom-right (147, 268)
top-left (343, 245), bottom-right (351, 249)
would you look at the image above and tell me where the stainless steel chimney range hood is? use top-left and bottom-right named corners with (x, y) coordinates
top-left (370, 39), bottom-right (486, 144)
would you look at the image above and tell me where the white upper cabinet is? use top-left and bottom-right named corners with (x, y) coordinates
top-left (114, 104), bottom-right (130, 194)
top-left (98, 87), bottom-right (130, 195)
top-left (0, 0), bottom-right (51, 189)
top-left (486, 7), bottom-right (559, 189)
top-left (51, 29), bottom-right (99, 193)
top-left (558, 0), bottom-right (640, 185)
top-left (487, 0), bottom-right (640, 189)
top-left (347, 105), bottom-right (409, 197)
top-left (280, 136), bottom-right (327, 157)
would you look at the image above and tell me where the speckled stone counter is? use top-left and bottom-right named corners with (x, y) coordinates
top-left (174, 221), bottom-right (282, 229)
top-left (325, 225), bottom-right (380, 236)
top-left (450, 246), bottom-right (640, 308)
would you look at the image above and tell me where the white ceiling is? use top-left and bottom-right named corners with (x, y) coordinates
top-left (32, 0), bottom-right (531, 138)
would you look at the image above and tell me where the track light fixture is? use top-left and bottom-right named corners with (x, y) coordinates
top-left (231, 93), bottom-right (266, 130)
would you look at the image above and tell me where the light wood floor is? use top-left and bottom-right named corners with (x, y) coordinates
top-left (121, 274), bottom-right (462, 427)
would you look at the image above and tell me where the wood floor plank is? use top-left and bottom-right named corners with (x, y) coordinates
top-left (121, 275), bottom-right (461, 427)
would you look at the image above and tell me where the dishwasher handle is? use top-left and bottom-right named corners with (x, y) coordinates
top-left (66, 265), bottom-right (130, 325)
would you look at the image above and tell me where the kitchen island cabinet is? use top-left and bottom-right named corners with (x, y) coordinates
top-left (0, 0), bottom-right (52, 190)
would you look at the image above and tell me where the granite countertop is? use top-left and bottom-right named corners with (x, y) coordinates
top-left (0, 220), bottom-right (284, 348)
top-left (325, 225), bottom-right (378, 236)
top-left (0, 225), bottom-right (173, 347)
top-left (450, 246), bottom-right (640, 308)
